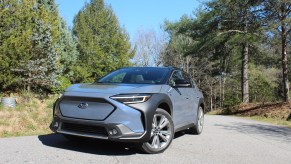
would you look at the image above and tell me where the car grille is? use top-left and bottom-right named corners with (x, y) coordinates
top-left (61, 122), bottom-right (108, 137)
top-left (59, 96), bottom-right (116, 121)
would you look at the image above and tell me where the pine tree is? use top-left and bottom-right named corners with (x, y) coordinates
top-left (0, 0), bottom-right (34, 90)
top-left (262, 0), bottom-right (291, 102)
top-left (0, 0), bottom-right (71, 92)
top-left (73, 0), bottom-right (134, 82)
top-left (20, 19), bottom-right (59, 91)
top-left (58, 18), bottom-right (79, 77)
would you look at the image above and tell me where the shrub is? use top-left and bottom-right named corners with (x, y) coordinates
top-left (223, 77), bottom-right (241, 108)
top-left (249, 65), bottom-right (280, 103)
top-left (51, 76), bottom-right (71, 94)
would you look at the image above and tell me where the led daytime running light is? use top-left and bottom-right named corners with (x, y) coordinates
top-left (110, 94), bottom-right (151, 104)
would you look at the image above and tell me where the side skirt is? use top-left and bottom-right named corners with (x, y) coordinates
top-left (174, 123), bottom-right (195, 133)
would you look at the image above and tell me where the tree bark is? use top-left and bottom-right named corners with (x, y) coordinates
top-left (214, 87), bottom-right (217, 110)
top-left (219, 76), bottom-right (222, 107)
top-left (210, 86), bottom-right (213, 111)
top-left (281, 14), bottom-right (289, 102)
top-left (222, 76), bottom-right (226, 106)
top-left (242, 43), bottom-right (249, 103)
top-left (241, 9), bottom-right (249, 103)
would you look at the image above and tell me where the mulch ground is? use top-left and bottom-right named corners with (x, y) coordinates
top-left (230, 102), bottom-right (291, 121)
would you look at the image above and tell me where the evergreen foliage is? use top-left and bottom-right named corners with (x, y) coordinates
top-left (162, 0), bottom-right (290, 109)
top-left (0, 0), bottom-right (78, 93)
top-left (73, 0), bottom-right (134, 82)
top-left (20, 19), bottom-right (58, 91)
top-left (0, 0), bottom-right (289, 109)
top-left (58, 18), bottom-right (79, 78)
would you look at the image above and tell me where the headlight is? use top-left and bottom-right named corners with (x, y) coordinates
top-left (110, 94), bottom-right (151, 104)
top-left (53, 94), bottom-right (63, 116)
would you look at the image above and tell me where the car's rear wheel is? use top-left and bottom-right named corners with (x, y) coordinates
top-left (189, 106), bottom-right (204, 135)
top-left (139, 108), bottom-right (174, 154)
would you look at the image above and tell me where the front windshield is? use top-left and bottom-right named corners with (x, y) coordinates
top-left (97, 67), bottom-right (169, 84)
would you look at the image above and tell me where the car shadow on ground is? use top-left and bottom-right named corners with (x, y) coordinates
top-left (214, 122), bottom-right (291, 143)
top-left (38, 132), bottom-right (190, 156)
top-left (173, 130), bottom-right (194, 139)
top-left (38, 134), bottom-right (140, 156)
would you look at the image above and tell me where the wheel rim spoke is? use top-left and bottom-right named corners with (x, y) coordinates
top-left (158, 133), bottom-right (169, 142)
top-left (160, 130), bottom-right (171, 136)
top-left (151, 129), bottom-right (155, 137)
top-left (158, 115), bottom-right (169, 129)
top-left (200, 115), bottom-right (204, 125)
top-left (198, 108), bottom-right (204, 131)
top-left (153, 115), bottom-right (158, 128)
top-left (151, 135), bottom-right (160, 148)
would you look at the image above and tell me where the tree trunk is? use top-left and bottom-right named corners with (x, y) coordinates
top-left (281, 18), bottom-right (289, 102)
top-left (214, 86), bottom-right (217, 110)
top-left (222, 76), bottom-right (226, 107)
top-left (241, 8), bottom-right (249, 103)
top-left (210, 86), bottom-right (213, 111)
top-left (219, 76), bottom-right (222, 107)
top-left (186, 56), bottom-right (190, 73)
top-left (242, 43), bottom-right (249, 103)
top-left (27, 72), bottom-right (32, 92)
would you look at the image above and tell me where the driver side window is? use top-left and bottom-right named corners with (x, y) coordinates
top-left (169, 70), bottom-right (191, 87)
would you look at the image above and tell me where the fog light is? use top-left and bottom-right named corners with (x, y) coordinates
top-left (109, 128), bottom-right (118, 135)
top-left (112, 129), bottom-right (118, 135)
top-left (53, 121), bottom-right (59, 128)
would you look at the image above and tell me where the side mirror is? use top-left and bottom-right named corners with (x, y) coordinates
top-left (173, 79), bottom-right (191, 87)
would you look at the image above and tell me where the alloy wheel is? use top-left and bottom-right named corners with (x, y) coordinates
top-left (197, 106), bottom-right (204, 133)
top-left (146, 114), bottom-right (172, 150)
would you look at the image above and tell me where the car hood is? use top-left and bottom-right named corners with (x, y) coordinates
top-left (65, 83), bottom-right (163, 94)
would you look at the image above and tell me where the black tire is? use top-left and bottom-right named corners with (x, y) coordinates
top-left (189, 106), bottom-right (204, 135)
top-left (63, 134), bottom-right (88, 142)
top-left (139, 108), bottom-right (174, 154)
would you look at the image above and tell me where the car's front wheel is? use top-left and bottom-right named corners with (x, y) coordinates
top-left (139, 108), bottom-right (174, 154)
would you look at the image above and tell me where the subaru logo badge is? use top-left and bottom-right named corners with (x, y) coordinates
top-left (78, 102), bottom-right (88, 109)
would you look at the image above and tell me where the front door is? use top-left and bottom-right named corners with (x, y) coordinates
top-left (168, 70), bottom-right (195, 128)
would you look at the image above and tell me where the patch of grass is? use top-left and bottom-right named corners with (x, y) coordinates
top-left (208, 102), bottom-right (291, 128)
top-left (209, 111), bottom-right (291, 128)
top-left (207, 109), bottom-right (224, 115)
top-left (27, 124), bottom-right (37, 131)
top-left (46, 95), bottom-right (58, 108)
top-left (0, 119), bottom-right (9, 126)
top-left (244, 116), bottom-right (291, 128)
top-left (0, 93), bottom-right (56, 138)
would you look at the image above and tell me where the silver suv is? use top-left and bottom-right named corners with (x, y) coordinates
top-left (50, 67), bottom-right (204, 154)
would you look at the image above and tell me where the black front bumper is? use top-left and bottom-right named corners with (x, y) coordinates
top-left (50, 116), bottom-right (148, 142)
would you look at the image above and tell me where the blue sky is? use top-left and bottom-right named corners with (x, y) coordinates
top-left (55, 0), bottom-right (200, 41)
